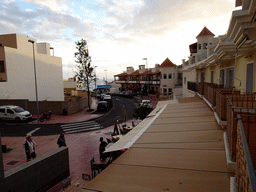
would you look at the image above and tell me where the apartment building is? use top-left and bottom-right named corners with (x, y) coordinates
top-left (0, 34), bottom-right (64, 101)
top-left (114, 58), bottom-right (182, 97)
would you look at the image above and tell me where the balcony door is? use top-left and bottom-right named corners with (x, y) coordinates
top-left (225, 67), bottom-right (234, 88)
top-left (246, 62), bottom-right (254, 93)
top-left (200, 72), bottom-right (205, 83)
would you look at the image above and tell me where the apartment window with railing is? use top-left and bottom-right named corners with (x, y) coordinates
top-left (0, 61), bottom-right (4, 73)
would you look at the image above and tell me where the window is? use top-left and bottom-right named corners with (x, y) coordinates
top-left (169, 73), bottom-right (172, 79)
top-left (201, 72), bottom-right (205, 83)
top-left (163, 88), bottom-right (167, 95)
top-left (199, 44), bottom-right (201, 50)
top-left (196, 72), bottom-right (199, 83)
top-left (219, 69), bottom-right (225, 85)
top-left (0, 61), bottom-right (4, 73)
top-left (0, 108), bottom-right (5, 113)
top-left (203, 43), bottom-right (208, 49)
top-left (210, 71), bottom-right (214, 83)
top-left (168, 88), bottom-right (172, 93)
top-left (7, 109), bottom-right (14, 114)
top-left (163, 85), bottom-right (167, 87)
top-left (163, 74), bottom-right (167, 79)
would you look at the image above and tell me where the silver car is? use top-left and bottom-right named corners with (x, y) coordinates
top-left (0, 105), bottom-right (32, 121)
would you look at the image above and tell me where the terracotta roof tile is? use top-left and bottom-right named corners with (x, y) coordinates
top-left (114, 72), bottom-right (128, 77)
top-left (196, 27), bottom-right (215, 38)
top-left (128, 71), bottom-right (140, 76)
top-left (159, 58), bottom-right (176, 68)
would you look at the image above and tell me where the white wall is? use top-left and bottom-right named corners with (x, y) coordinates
top-left (182, 69), bottom-right (197, 97)
top-left (0, 34), bottom-right (64, 101)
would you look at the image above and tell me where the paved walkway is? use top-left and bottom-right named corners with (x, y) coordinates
top-left (84, 96), bottom-right (233, 191)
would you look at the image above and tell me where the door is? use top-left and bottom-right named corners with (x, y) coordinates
top-left (220, 69), bottom-right (225, 85)
top-left (246, 62), bottom-right (254, 93)
top-left (225, 67), bottom-right (234, 88)
top-left (6, 109), bottom-right (15, 120)
top-left (201, 72), bottom-right (205, 83)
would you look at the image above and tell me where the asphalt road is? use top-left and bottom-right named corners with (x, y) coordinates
top-left (0, 96), bottom-right (140, 137)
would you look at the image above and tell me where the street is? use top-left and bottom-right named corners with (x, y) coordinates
top-left (0, 96), bottom-right (140, 137)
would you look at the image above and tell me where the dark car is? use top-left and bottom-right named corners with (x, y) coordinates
top-left (97, 101), bottom-right (110, 111)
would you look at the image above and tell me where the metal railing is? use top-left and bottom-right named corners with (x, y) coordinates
top-left (236, 114), bottom-right (256, 192)
top-left (226, 95), bottom-right (256, 161)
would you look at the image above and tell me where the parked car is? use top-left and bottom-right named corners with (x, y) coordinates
top-left (140, 100), bottom-right (153, 108)
top-left (0, 105), bottom-right (32, 121)
top-left (103, 95), bottom-right (113, 108)
top-left (97, 101), bottom-right (110, 111)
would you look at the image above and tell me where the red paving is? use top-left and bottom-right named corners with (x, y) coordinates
top-left (1, 95), bottom-right (164, 188)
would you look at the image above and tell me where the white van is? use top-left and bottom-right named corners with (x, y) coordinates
top-left (0, 105), bottom-right (32, 121)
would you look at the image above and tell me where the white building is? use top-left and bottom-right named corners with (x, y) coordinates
top-left (0, 34), bottom-right (64, 101)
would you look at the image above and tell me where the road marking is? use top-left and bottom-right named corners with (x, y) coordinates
top-left (27, 127), bottom-right (41, 135)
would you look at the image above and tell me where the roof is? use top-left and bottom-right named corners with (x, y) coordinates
top-left (139, 70), bottom-right (151, 76)
top-left (196, 27), bottom-right (215, 38)
top-left (114, 72), bottom-right (128, 77)
top-left (159, 58), bottom-right (176, 68)
top-left (128, 71), bottom-right (140, 76)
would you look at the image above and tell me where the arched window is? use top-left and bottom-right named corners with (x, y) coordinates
top-left (169, 73), bottom-right (172, 79)
top-left (198, 44), bottom-right (201, 50)
top-left (163, 74), bottom-right (167, 79)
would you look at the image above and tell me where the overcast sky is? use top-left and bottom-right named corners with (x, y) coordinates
top-left (0, 0), bottom-right (239, 82)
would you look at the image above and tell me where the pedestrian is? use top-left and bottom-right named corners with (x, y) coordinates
top-left (57, 133), bottom-right (67, 148)
top-left (113, 120), bottom-right (119, 135)
top-left (24, 134), bottom-right (37, 162)
top-left (99, 137), bottom-right (108, 161)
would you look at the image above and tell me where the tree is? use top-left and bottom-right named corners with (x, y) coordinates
top-left (133, 105), bottom-right (153, 120)
top-left (74, 39), bottom-right (94, 111)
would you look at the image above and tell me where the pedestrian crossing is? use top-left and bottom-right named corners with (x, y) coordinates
top-left (61, 121), bottom-right (103, 134)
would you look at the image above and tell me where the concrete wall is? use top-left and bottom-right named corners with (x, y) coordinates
top-left (1, 147), bottom-right (69, 192)
top-left (159, 67), bottom-right (177, 95)
top-left (182, 69), bottom-right (197, 97)
top-left (0, 34), bottom-right (64, 101)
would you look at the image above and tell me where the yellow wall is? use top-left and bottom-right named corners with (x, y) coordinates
top-left (234, 50), bottom-right (256, 92)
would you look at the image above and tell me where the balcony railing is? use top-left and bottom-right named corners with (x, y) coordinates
top-left (227, 95), bottom-right (256, 161)
top-left (216, 88), bottom-right (240, 121)
top-left (187, 81), bottom-right (197, 92)
top-left (236, 114), bottom-right (256, 192)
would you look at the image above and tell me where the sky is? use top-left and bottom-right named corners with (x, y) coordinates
top-left (0, 0), bottom-right (239, 83)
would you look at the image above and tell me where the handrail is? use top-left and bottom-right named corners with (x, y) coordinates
top-left (237, 114), bottom-right (256, 192)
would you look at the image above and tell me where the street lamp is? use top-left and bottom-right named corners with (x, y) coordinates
top-left (28, 39), bottom-right (40, 123)
top-left (95, 66), bottom-right (97, 89)
top-left (105, 69), bottom-right (107, 86)
top-left (143, 58), bottom-right (149, 100)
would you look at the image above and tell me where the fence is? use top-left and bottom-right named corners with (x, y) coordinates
top-left (187, 81), bottom-right (197, 92)
top-left (207, 84), bottom-right (224, 107)
top-left (196, 82), bottom-right (204, 96)
top-left (226, 95), bottom-right (256, 161)
top-left (215, 88), bottom-right (240, 121)
top-left (236, 115), bottom-right (256, 192)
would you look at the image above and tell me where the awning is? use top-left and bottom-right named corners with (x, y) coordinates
top-left (104, 104), bottom-right (167, 154)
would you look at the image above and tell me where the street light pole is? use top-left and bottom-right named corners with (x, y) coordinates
top-left (95, 66), bottom-right (97, 89)
top-left (105, 70), bottom-right (107, 86)
top-left (28, 39), bottom-right (40, 123)
top-left (143, 58), bottom-right (149, 100)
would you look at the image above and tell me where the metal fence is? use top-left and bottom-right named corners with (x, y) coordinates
top-left (236, 114), bottom-right (256, 192)
top-left (227, 95), bottom-right (256, 161)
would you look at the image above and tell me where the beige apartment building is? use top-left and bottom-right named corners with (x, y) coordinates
top-left (0, 34), bottom-right (64, 101)
top-left (114, 58), bottom-right (182, 97)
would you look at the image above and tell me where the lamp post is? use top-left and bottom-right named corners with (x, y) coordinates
top-left (28, 39), bottom-right (40, 123)
top-left (105, 69), bottom-right (107, 86)
top-left (143, 58), bottom-right (149, 100)
top-left (95, 66), bottom-right (97, 89)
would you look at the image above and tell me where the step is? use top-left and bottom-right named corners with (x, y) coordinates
top-left (63, 125), bottom-right (102, 132)
top-left (64, 127), bottom-right (102, 134)
top-left (61, 121), bottom-right (98, 128)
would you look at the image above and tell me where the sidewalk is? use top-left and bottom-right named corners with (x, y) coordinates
top-left (29, 97), bottom-right (102, 124)
top-left (1, 96), bottom-right (142, 188)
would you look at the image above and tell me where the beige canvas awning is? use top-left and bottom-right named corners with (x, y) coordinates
top-left (104, 104), bottom-right (168, 154)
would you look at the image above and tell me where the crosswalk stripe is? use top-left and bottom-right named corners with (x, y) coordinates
top-left (60, 121), bottom-right (102, 134)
